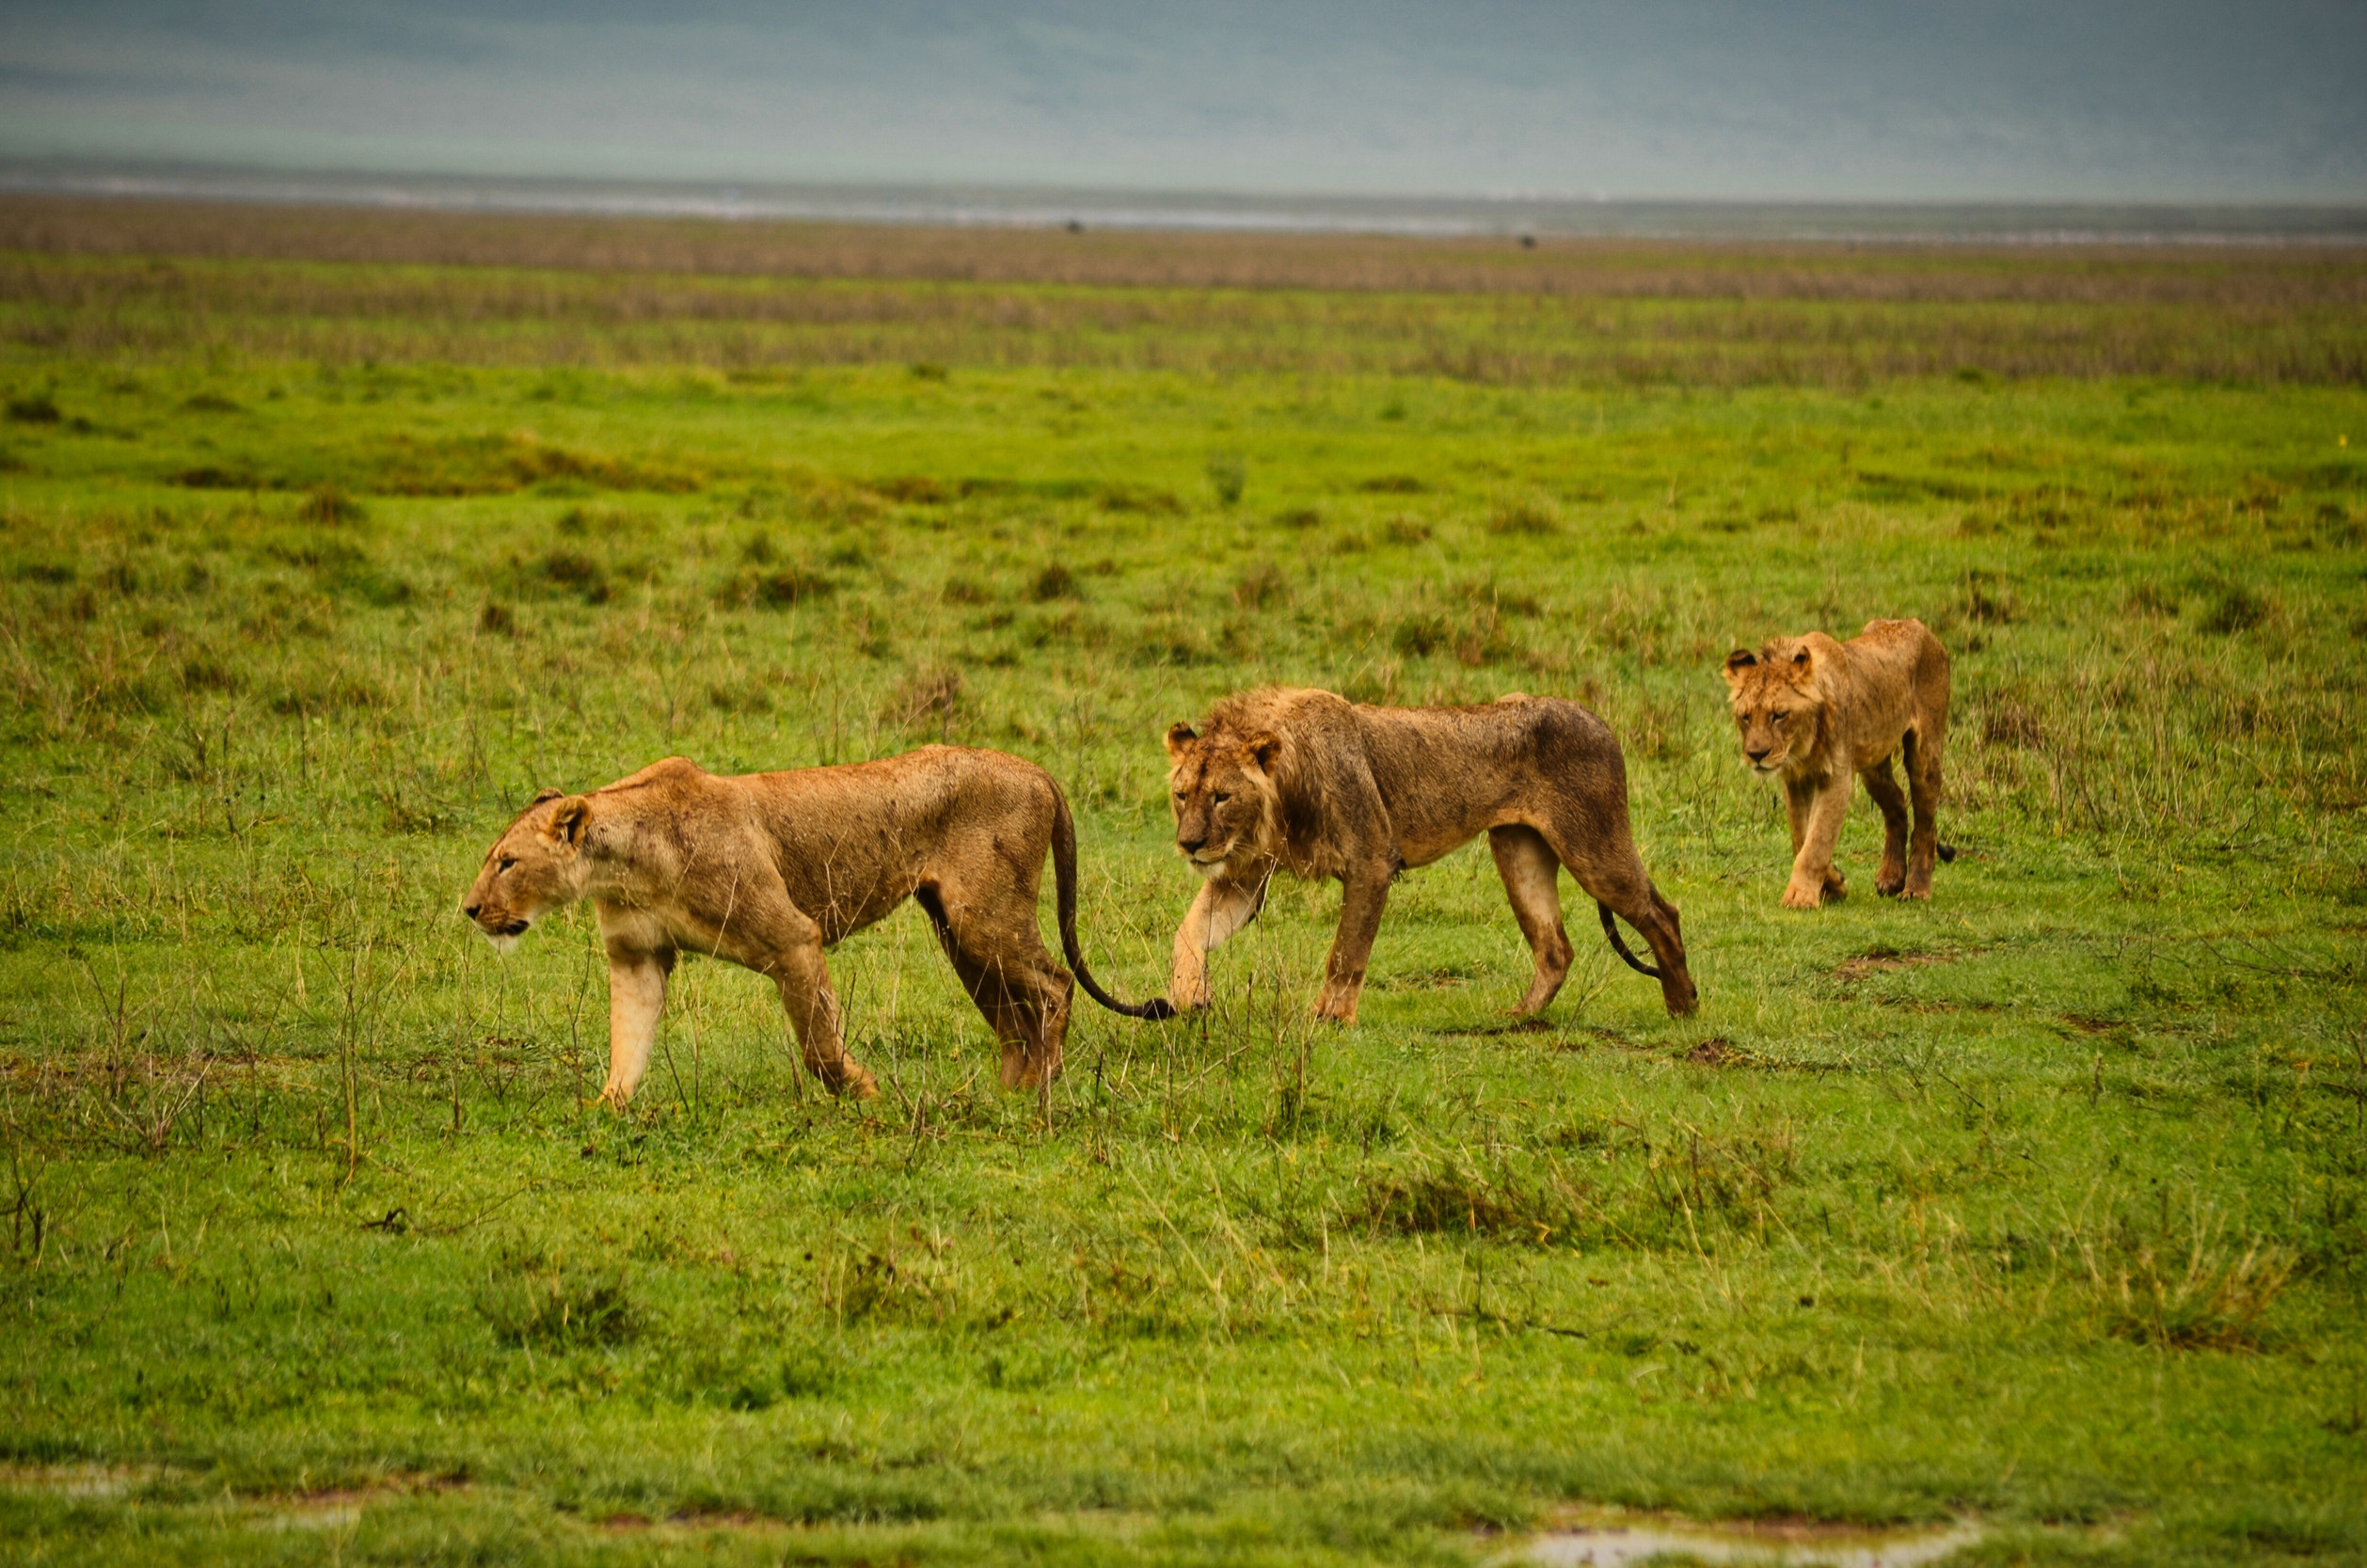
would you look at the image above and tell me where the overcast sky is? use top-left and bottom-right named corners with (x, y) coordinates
top-left (1, 1), bottom-right (2360, 202)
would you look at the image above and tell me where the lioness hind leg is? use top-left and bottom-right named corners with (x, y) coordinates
top-left (1903, 728), bottom-right (1943, 899)
top-left (1864, 755), bottom-right (1911, 898)
top-left (1539, 813), bottom-right (1697, 1018)
top-left (919, 887), bottom-right (1073, 1091)
top-left (1488, 826), bottom-right (1573, 1014)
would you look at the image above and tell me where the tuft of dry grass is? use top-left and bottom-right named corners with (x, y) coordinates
top-left (2087, 1234), bottom-right (2297, 1352)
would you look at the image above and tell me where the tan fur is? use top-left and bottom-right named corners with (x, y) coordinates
top-left (1161, 688), bottom-right (1697, 1022)
top-left (1723, 617), bottom-right (1951, 910)
top-left (458, 748), bottom-right (1163, 1108)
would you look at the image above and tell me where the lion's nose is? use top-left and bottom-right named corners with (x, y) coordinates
top-left (1178, 832), bottom-right (1206, 853)
top-left (1746, 747), bottom-right (1771, 764)
top-left (463, 902), bottom-right (483, 919)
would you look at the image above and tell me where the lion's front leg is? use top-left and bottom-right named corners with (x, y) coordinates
top-left (1168, 876), bottom-right (1266, 1011)
top-left (772, 938), bottom-right (877, 1100)
top-left (1315, 859), bottom-right (1395, 1024)
top-left (597, 945), bottom-right (673, 1108)
top-left (1782, 773), bottom-right (1852, 910)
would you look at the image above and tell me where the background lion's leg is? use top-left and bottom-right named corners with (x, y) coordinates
top-left (1488, 825), bottom-right (1573, 1014)
top-left (1903, 727), bottom-right (1943, 898)
top-left (1168, 878), bottom-right (1264, 1011)
top-left (1863, 755), bottom-right (1911, 896)
top-left (1783, 774), bottom-right (1817, 857)
top-left (1786, 774), bottom-right (1853, 909)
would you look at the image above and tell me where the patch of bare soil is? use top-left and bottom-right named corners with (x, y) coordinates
top-left (1521, 1511), bottom-right (1984, 1567)
top-left (1834, 947), bottom-right (1969, 983)
top-left (1436, 1019), bottom-right (1555, 1038)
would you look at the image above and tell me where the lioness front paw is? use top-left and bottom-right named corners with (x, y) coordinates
top-left (1780, 880), bottom-right (1824, 911)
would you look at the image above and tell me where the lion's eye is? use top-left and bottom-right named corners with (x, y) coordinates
top-left (497, 857), bottom-right (516, 872)
top-left (1212, 792), bottom-right (1231, 805)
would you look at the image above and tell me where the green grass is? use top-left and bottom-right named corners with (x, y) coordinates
top-left (0, 237), bottom-right (2363, 1565)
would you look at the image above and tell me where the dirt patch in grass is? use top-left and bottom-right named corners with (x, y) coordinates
top-left (1835, 947), bottom-right (1971, 982)
top-left (1526, 1511), bottom-right (1985, 1568)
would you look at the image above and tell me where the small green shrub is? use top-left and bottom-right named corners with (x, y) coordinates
top-left (296, 486), bottom-right (367, 526)
top-left (2200, 582), bottom-right (2268, 634)
top-left (1205, 451), bottom-right (1247, 506)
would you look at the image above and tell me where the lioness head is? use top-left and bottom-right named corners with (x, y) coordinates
top-left (1723, 639), bottom-right (1826, 776)
top-left (1164, 722), bottom-right (1283, 879)
top-left (460, 788), bottom-right (594, 951)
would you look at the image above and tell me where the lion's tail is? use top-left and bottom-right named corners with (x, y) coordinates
top-left (1597, 902), bottom-right (1667, 980)
top-left (1051, 784), bottom-right (1177, 1021)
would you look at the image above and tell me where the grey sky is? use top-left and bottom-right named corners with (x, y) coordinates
top-left (0, 2), bottom-right (2360, 201)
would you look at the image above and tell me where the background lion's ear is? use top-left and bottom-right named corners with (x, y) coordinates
top-left (545, 797), bottom-right (590, 847)
top-left (1790, 647), bottom-right (1812, 667)
top-left (530, 787), bottom-right (564, 805)
top-left (1723, 650), bottom-right (1756, 683)
top-left (1246, 731), bottom-right (1283, 771)
top-left (1164, 722), bottom-right (1199, 760)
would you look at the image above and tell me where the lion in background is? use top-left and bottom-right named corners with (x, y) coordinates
top-left (1162, 688), bottom-right (1697, 1023)
top-left (1723, 617), bottom-right (1951, 909)
top-left (459, 749), bottom-right (1169, 1107)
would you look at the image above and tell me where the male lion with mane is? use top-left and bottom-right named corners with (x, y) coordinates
top-left (1723, 617), bottom-right (1951, 909)
top-left (1162, 688), bottom-right (1697, 1023)
top-left (460, 750), bottom-right (1169, 1107)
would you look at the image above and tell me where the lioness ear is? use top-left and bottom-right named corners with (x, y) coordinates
top-left (545, 796), bottom-right (590, 848)
top-left (1164, 722), bottom-right (1199, 761)
top-left (530, 787), bottom-right (564, 806)
top-left (1723, 650), bottom-right (1756, 685)
top-left (1246, 731), bottom-right (1283, 772)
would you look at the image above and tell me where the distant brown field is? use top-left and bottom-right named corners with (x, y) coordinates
top-left (3, 194), bottom-right (2362, 385)
top-left (8, 192), bottom-right (2366, 302)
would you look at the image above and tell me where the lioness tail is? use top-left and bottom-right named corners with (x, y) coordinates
top-left (1597, 902), bottom-right (1668, 980)
top-left (1050, 784), bottom-right (1177, 1021)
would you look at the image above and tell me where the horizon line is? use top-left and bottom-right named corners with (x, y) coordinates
top-left (6, 157), bottom-right (2366, 246)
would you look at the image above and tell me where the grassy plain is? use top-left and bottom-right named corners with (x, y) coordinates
top-left (0, 200), bottom-right (2363, 1564)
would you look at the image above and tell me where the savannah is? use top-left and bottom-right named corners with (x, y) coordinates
top-left (0, 197), bottom-right (2361, 1564)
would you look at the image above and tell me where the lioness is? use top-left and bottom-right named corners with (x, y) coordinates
top-left (459, 749), bottom-right (1170, 1106)
top-left (1162, 688), bottom-right (1697, 1023)
top-left (1723, 617), bottom-right (1951, 909)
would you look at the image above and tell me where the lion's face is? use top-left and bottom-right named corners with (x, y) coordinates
top-left (1163, 723), bottom-right (1282, 879)
top-left (1723, 640), bottom-right (1822, 776)
top-left (460, 790), bottom-right (591, 951)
